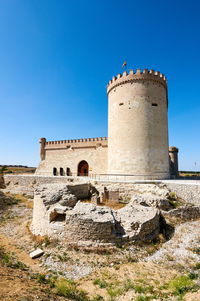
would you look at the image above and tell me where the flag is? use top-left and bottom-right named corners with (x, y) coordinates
top-left (122, 61), bottom-right (127, 68)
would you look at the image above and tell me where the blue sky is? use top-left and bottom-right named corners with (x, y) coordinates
top-left (0, 0), bottom-right (199, 170)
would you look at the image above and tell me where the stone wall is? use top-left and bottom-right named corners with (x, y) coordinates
top-left (4, 175), bottom-right (200, 206)
top-left (164, 181), bottom-right (200, 205)
top-left (31, 183), bottom-right (90, 238)
top-left (36, 138), bottom-right (108, 176)
top-left (3, 174), bottom-right (84, 187)
top-left (3, 174), bottom-right (87, 197)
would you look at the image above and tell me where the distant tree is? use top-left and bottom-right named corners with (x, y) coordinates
top-left (0, 166), bottom-right (8, 175)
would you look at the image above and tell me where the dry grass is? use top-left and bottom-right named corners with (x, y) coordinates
top-left (81, 199), bottom-right (126, 210)
top-left (5, 193), bottom-right (33, 209)
top-left (100, 200), bottom-right (126, 210)
top-left (78, 261), bottom-right (200, 300)
top-left (2, 166), bottom-right (36, 174)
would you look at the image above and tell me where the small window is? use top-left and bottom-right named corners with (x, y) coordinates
top-left (53, 167), bottom-right (57, 176)
top-left (119, 102), bottom-right (124, 106)
top-left (60, 167), bottom-right (64, 176)
top-left (66, 167), bottom-right (71, 176)
top-left (152, 103), bottom-right (158, 106)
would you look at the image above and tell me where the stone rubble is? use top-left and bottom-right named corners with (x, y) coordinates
top-left (130, 184), bottom-right (173, 210)
top-left (35, 185), bottom-right (78, 208)
top-left (116, 203), bottom-right (160, 241)
top-left (130, 193), bottom-right (172, 211)
top-left (161, 206), bottom-right (200, 225)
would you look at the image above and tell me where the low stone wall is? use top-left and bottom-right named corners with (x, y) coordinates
top-left (3, 175), bottom-right (165, 201)
top-left (164, 181), bottom-right (200, 205)
top-left (162, 206), bottom-right (200, 225)
top-left (3, 174), bottom-right (85, 187)
top-left (3, 175), bottom-right (200, 206)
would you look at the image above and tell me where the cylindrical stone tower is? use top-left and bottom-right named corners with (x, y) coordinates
top-left (169, 146), bottom-right (179, 177)
top-left (107, 69), bottom-right (170, 180)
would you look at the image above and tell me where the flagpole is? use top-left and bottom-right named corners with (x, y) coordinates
top-left (122, 60), bottom-right (127, 71)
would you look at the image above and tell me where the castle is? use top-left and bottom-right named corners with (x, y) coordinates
top-left (36, 69), bottom-right (179, 180)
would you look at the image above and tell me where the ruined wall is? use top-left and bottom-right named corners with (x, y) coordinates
top-left (5, 175), bottom-right (200, 206)
top-left (107, 69), bottom-right (169, 179)
top-left (31, 183), bottom-right (160, 246)
top-left (31, 183), bottom-right (90, 238)
top-left (3, 174), bottom-right (82, 187)
top-left (164, 181), bottom-right (200, 206)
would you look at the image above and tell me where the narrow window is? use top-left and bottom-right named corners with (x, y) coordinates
top-left (60, 167), bottom-right (64, 176)
top-left (152, 103), bottom-right (158, 106)
top-left (119, 102), bottom-right (124, 106)
top-left (66, 167), bottom-right (71, 176)
top-left (53, 167), bottom-right (57, 176)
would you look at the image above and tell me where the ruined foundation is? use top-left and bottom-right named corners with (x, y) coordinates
top-left (31, 183), bottom-right (163, 246)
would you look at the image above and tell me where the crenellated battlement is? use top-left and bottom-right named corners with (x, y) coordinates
top-left (169, 146), bottom-right (179, 152)
top-left (107, 68), bottom-right (167, 95)
top-left (45, 137), bottom-right (108, 145)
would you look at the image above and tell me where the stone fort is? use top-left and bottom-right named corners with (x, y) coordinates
top-left (36, 68), bottom-right (178, 180)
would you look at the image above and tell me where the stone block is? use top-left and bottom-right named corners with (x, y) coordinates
top-left (29, 248), bottom-right (44, 259)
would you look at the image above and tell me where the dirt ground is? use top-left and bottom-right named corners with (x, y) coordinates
top-left (1, 191), bottom-right (200, 300)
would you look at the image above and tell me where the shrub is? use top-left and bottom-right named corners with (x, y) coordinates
top-left (106, 286), bottom-right (123, 299)
top-left (194, 263), bottom-right (200, 270)
top-left (188, 272), bottom-right (199, 279)
top-left (123, 278), bottom-right (134, 291)
top-left (55, 278), bottom-right (90, 301)
top-left (93, 278), bottom-right (108, 288)
top-left (57, 252), bottom-right (70, 262)
top-left (0, 247), bottom-right (28, 270)
top-left (168, 275), bottom-right (196, 296)
top-left (35, 273), bottom-right (47, 284)
top-left (192, 247), bottom-right (200, 255)
top-left (134, 285), bottom-right (146, 293)
top-left (31, 273), bottom-right (57, 287)
top-left (106, 278), bottom-right (135, 300)
top-left (92, 295), bottom-right (104, 301)
top-left (135, 296), bottom-right (151, 301)
top-left (0, 166), bottom-right (8, 175)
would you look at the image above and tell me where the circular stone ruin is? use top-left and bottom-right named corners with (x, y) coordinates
top-left (31, 183), bottom-right (161, 246)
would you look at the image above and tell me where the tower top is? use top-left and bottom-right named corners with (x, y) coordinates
top-left (107, 68), bottom-right (167, 95)
top-left (169, 146), bottom-right (179, 152)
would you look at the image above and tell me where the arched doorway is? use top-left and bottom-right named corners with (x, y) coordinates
top-left (78, 160), bottom-right (89, 176)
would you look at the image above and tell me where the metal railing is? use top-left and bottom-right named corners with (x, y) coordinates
top-left (31, 171), bottom-right (170, 183)
top-left (4, 171), bottom-right (200, 183)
